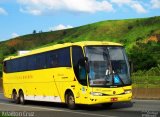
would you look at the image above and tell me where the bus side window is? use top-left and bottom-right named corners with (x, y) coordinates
top-left (72, 46), bottom-right (87, 86)
top-left (37, 53), bottom-right (47, 69)
top-left (27, 55), bottom-right (37, 70)
top-left (52, 53), bottom-right (58, 67)
top-left (58, 48), bottom-right (71, 67)
top-left (18, 57), bottom-right (27, 71)
top-left (46, 52), bottom-right (57, 68)
top-left (6, 60), bottom-right (12, 73)
top-left (46, 47), bottom-right (71, 68)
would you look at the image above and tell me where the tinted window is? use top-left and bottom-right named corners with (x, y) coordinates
top-left (72, 46), bottom-right (87, 86)
top-left (4, 47), bottom-right (71, 73)
top-left (46, 51), bottom-right (58, 68)
top-left (13, 59), bottom-right (19, 72)
top-left (18, 57), bottom-right (27, 71)
top-left (27, 55), bottom-right (37, 70)
top-left (37, 53), bottom-right (47, 69)
top-left (46, 47), bottom-right (71, 68)
top-left (5, 60), bottom-right (13, 73)
top-left (58, 48), bottom-right (71, 67)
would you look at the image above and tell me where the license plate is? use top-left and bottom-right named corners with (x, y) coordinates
top-left (111, 97), bottom-right (118, 102)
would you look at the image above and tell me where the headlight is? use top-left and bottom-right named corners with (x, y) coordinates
top-left (90, 92), bottom-right (103, 96)
top-left (124, 90), bottom-right (132, 94)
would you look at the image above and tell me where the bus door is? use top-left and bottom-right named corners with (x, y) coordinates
top-left (72, 46), bottom-right (88, 104)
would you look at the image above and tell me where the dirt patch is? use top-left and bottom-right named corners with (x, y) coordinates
top-left (133, 88), bottom-right (160, 100)
top-left (147, 34), bottom-right (160, 43)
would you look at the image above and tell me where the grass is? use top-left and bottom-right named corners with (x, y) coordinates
top-left (0, 112), bottom-right (14, 117)
top-left (132, 83), bottom-right (160, 88)
top-left (131, 76), bottom-right (160, 88)
top-left (0, 16), bottom-right (160, 78)
top-left (2, 16), bottom-right (160, 51)
top-left (39, 16), bottom-right (160, 52)
top-left (0, 17), bottom-right (159, 55)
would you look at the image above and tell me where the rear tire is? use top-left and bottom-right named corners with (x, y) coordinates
top-left (12, 91), bottom-right (19, 104)
top-left (19, 91), bottom-right (25, 105)
top-left (66, 92), bottom-right (76, 109)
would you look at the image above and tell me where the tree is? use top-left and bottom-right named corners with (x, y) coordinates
top-left (39, 30), bottom-right (43, 33)
top-left (128, 25), bottom-right (133, 30)
top-left (129, 43), bottom-right (158, 72)
top-left (33, 30), bottom-right (36, 34)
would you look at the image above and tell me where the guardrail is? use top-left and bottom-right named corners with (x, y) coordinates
top-left (132, 87), bottom-right (160, 99)
top-left (132, 76), bottom-right (160, 99)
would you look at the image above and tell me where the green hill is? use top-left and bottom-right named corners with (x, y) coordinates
top-left (0, 16), bottom-right (160, 76)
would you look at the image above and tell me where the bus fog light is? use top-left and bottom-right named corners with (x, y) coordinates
top-left (124, 90), bottom-right (132, 94)
top-left (90, 92), bottom-right (103, 96)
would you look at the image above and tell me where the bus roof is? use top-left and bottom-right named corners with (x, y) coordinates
top-left (4, 41), bottom-right (122, 61)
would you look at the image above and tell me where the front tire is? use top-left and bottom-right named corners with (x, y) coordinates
top-left (66, 92), bottom-right (76, 109)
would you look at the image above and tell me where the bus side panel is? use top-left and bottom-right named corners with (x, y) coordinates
top-left (54, 67), bottom-right (90, 104)
top-left (3, 73), bottom-right (15, 99)
top-left (52, 67), bottom-right (75, 103)
top-left (23, 69), bottom-right (57, 101)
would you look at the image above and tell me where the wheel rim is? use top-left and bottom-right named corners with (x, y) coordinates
top-left (20, 94), bottom-right (24, 103)
top-left (68, 95), bottom-right (74, 106)
top-left (12, 92), bottom-right (17, 102)
top-left (19, 92), bottom-right (25, 104)
top-left (13, 93), bottom-right (16, 101)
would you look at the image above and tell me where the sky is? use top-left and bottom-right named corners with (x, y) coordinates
top-left (0, 0), bottom-right (160, 42)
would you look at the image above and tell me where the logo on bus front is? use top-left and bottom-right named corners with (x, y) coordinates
top-left (82, 87), bottom-right (86, 93)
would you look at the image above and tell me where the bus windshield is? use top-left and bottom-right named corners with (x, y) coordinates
top-left (85, 46), bottom-right (131, 87)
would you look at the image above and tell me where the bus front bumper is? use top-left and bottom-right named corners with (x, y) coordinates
top-left (86, 93), bottom-right (132, 105)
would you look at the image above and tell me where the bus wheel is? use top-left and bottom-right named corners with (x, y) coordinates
top-left (19, 91), bottom-right (25, 105)
top-left (101, 103), bottom-right (113, 108)
top-left (66, 92), bottom-right (76, 109)
top-left (12, 91), bottom-right (19, 104)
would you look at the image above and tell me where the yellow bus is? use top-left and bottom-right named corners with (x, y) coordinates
top-left (2, 41), bottom-right (132, 109)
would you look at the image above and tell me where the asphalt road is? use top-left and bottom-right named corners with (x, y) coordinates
top-left (0, 93), bottom-right (159, 117)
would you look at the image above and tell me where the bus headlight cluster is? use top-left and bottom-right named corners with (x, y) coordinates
top-left (124, 90), bottom-right (132, 94)
top-left (90, 92), bottom-right (103, 96)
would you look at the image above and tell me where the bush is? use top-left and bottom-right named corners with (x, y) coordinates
top-left (132, 65), bottom-right (160, 76)
top-left (57, 40), bottom-right (65, 44)
top-left (0, 71), bottom-right (2, 77)
top-left (129, 43), bottom-right (159, 72)
top-left (128, 25), bottom-right (133, 30)
top-left (0, 65), bottom-right (2, 77)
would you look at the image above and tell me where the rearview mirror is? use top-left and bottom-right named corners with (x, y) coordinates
top-left (84, 57), bottom-right (90, 73)
top-left (83, 57), bottom-right (88, 62)
top-left (85, 60), bottom-right (90, 73)
top-left (78, 57), bottom-right (90, 73)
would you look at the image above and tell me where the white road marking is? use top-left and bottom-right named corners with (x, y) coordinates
top-left (0, 102), bottom-right (62, 111)
top-left (0, 102), bottom-right (118, 117)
